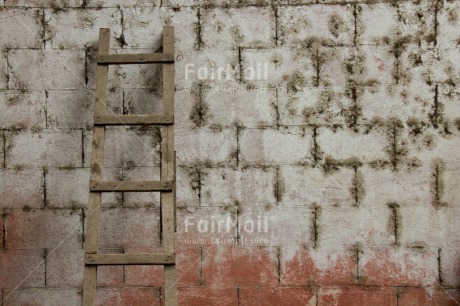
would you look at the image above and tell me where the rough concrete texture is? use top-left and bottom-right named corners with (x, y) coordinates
top-left (0, 0), bottom-right (459, 305)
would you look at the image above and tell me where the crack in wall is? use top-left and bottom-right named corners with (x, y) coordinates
top-left (388, 202), bottom-right (401, 246)
top-left (2, 209), bottom-right (6, 249)
top-left (116, 8), bottom-right (127, 48)
top-left (351, 166), bottom-right (364, 207)
top-left (81, 208), bottom-right (85, 248)
top-left (195, 9), bottom-right (203, 50)
top-left (310, 204), bottom-right (320, 249)
top-left (432, 160), bottom-right (446, 208)
top-left (430, 84), bottom-right (442, 129)
top-left (437, 247), bottom-right (444, 285)
top-left (276, 246), bottom-right (281, 284)
top-left (2, 131), bottom-right (6, 168)
top-left (5, 48), bottom-right (10, 90)
top-left (43, 167), bottom-right (48, 208)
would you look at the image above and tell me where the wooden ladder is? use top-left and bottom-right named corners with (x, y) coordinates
top-left (82, 26), bottom-right (177, 306)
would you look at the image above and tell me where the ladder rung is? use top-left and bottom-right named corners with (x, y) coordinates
top-left (94, 114), bottom-right (174, 126)
top-left (96, 53), bottom-right (174, 65)
top-left (90, 180), bottom-right (173, 192)
top-left (85, 253), bottom-right (175, 265)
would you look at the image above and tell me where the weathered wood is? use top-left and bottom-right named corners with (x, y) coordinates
top-left (83, 26), bottom-right (177, 306)
top-left (85, 253), bottom-right (175, 265)
top-left (90, 180), bottom-right (173, 192)
top-left (94, 114), bottom-right (174, 125)
top-left (96, 53), bottom-right (174, 64)
top-left (83, 27), bottom-right (110, 306)
top-left (161, 26), bottom-right (178, 306)
top-left (82, 267), bottom-right (97, 306)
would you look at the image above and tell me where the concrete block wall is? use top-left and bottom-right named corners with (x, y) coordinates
top-left (0, 0), bottom-right (459, 305)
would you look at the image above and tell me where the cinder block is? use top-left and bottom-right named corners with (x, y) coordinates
top-left (98, 207), bottom-right (161, 253)
top-left (44, 8), bottom-right (122, 49)
top-left (118, 7), bottom-right (163, 50)
top-left (45, 168), bottom-right (89, 209)
top-left (0, 90), bottom-right (46, 130)
top-left (176, 244), bottom-right (201, 287)
top-left (320, 206), bottom-right (394, 247)
top-left (5, 209), bottom-right (82, 249)
top-left (202, 245), bottom-right (278, 286)
top-left (6, 130), bottom-right (82, 168)
top-left (241, 47), bottom-right (316, 89)
top-left (0, 8), bottom-right (43, 48)
top-left (359, 85), bottom-right (433, 123)
top-left (281, 247), bottom-right (356, 286)
top-left (97, 266), bottom-right (124, 287)
top-left (162, 7), bottom-right (198, 51)
top-left (238, 206), bottom-right (310, 247)
top-left (46, 90), bottom-right (92, 129)
top-left (279, 166), bottom-right (354, 207)
top-left (439, 83), bottom-right (460, 123)
top-left (238, 166), bottom-right (277, 206)
top-left (318, 287), bottom-right (397, 306)
top-left (164, 0), bottom-right (236, 7)
top-left (0, 249), bottom-right (45, 288)
top-left (438, 0), bottom-right (460, 47)
top-left (316, 46), bottom-right (352, 90)
top-left (95, 287), bottom-right (160, 306)
top-left (357, 3), bottom-right (399, 45)
top-left (3, 289), bottom-right (81, 306)
top-left (200, 167), bottom-right (276, 207)
top-left (9, 49), bottom-right (86, 90)
top-left (278, 87), bottom-right (354, 126)
top-left (46, 248), bottom-right (84, 287)
top-left (84, 0), bottom-right (160, 7)
top-left (279, 5), bottom-right (354, 46)
top-left (240, 287), bottom-right (316, 306)
top-left (440, 247), bottom-right (460, 287)
top-left (358, 45), bottom-right (396, 86)
top-left (120, 7), bottom-right (197, 52)
top-left (4, 0), bottom-right (82, 7)
top-left (240, 127), bottom-right (313, 165)
top-left (398, 287), bottom-right (460, 306)
top-left (361, 165), bottom-right (433, 207)
top-left (203, 88), bottom-right (277, 127)
top-left (202, 7), bottom-right (275, 49)
top-left (124, 265), bottom-right (163, 287)
top-left (178, 287), bottom-right (238, 306)
top-left (317, 127), bottom-right (389, 164)
top-left (0, 169), bottom-right (44, 209)
top-left (103, 126), bottom-right (161, 168)
top-left (176, 166), bottom-right (200, 207)
top-left (399, 205), bottom-right (460, 247)
top-left (123, 88), bottom-right (162, 116)
top-left (359, 247), bottom-right (438, 287)
top-left (175, 89), bottom-right (196, 128)
top-left (200, 166), bottom-right (235, 207)
top-left (176, 127), bottom-right (236, 166)
top-left (398, 0), bottom-right (435, 42)
top-left (440, 162), bottom-right (460, 206)
top-left (402, 130), bottom-right (460, 164)
top-left (433, 47), bottom-right (460, 84)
